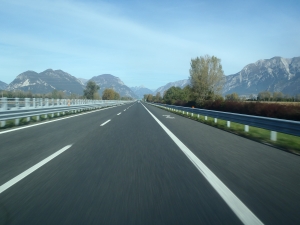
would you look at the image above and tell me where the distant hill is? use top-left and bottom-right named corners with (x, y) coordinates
top-left (154, 79), bottom-right (190, 95)
top-left (89, 74), bottom-right (138, 99)
top-left (0, 80), bottom-right (8, 90)
top-left (130, 86), bottom-right (153, 99)
top-left (6, 69), bottom-right (84, 95)
top-left (224, 56), bottom-right (300, 96)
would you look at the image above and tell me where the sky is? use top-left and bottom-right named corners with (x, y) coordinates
top-left (0, 0), bottom-right (299, 89)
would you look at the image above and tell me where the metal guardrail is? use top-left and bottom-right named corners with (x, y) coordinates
top-left (148, 102), bottom-right (300, 140)
top-left (0, 97), bottom-right (131, 127)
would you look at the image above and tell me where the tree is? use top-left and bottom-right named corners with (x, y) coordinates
top-left (257, 91), bottom-right (271, 101)
top-left (155, 92), bottom-right (162, 102)
top-left (189, 55), bottom-right (225, 104)
top-left (83, 81), bottom-right (100, 99)
top-left (102, 88), bottom-right (120, 100)
top-left (225, 93), bottom-right (240, 101)
top-left (163, 87), bottom-right (183, 104)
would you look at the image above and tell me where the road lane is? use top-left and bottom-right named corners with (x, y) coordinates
top-left (143, 102), bottom-right (300, 225)
top-left (0, 103), bottom-right (133, 186)
top-left (0, 101), bottom-right (242, 225)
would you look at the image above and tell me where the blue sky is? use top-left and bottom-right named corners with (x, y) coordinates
top-left (0, 0), bottom-right (299, 89)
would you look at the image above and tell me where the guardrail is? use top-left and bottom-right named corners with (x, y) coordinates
top-left (148, 102), bottom-right (300, 141)
top-left (0, 97), bottom-right (131, 127)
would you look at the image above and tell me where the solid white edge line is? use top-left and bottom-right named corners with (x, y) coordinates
top-left (141, 103), bottom-right (263, 225)
top-left (0, 105), bottom-right (122, 135)
top-left (100, 119), bottom-right (111, 126)
top-left (117, 113), bottom-right (121, 115)
top-left (0, 144), bottom-right (72, 194)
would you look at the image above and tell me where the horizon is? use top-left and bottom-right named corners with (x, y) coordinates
top-left (0, 0), bottom-right (299, 89)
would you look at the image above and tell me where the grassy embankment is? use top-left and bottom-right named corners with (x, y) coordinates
top-left (163, 107), bottom-right (300, 155)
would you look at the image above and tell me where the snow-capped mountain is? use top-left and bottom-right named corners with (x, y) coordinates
top-left (224, 56), bottom-right (300, 96)
top-left (154, 79), bottom-right (190, 95)
top-left (89, 74), bottom-right (138, 99)
top-left (0, 80), bottom-right (8, 90)
top-left (130, 85), bottom-right (153, 99)
top-left (6, 69), bottom-right (84, 94)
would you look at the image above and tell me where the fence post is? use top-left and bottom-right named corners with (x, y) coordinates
top-left (205, 116), bottom-right (207, 120)
top-left (245, 125), bottom-right (249, 132)
top-left (214, 118), bottom-right (217, 123)
top-left (197, 114), bottom-right (199, 118)
top-left (271, 131), bottom-right (277, 141)
top-left (1, 97), bottom-right (8, 110)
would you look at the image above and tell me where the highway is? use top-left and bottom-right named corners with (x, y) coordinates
top-left (0, 102), bottom-right (299, 225)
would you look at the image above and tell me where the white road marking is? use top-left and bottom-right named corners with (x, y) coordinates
top-left (0, 105), bottom-right (121, 135)
top-left (0, 145), bottom-right (72, 194)
top-left (142, 103), bottom-right (263, 225)
top-left (117, 113), bottom-right (121, 115)
top-left (162, 115), bottom-right (174, 119)
top-left (100, 119), bottom-right (111, 126)
top-left (124, 109), bottom-right (126, 111)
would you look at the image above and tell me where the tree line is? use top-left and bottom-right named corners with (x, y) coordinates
top-left (144, 55), bottom-right (300, 105)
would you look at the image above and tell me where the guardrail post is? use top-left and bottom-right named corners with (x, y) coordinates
top-left (36, 115), bottom-right (40, 121)
top-left (227, 121), bottom-right (230, 127)
top-left (214, 118), bottom-right (217, 123)
top-left (244, 125), bottom-right (249, 132)
top-left (191, 113), bottom-right (193, 117)
top-left (45, 98), bottom-right (49, 107)
top-left (33, 98), bottom-right (36, 108)
top-left (205, 116), bottom-right (207, 120)
top-left (271, 131), bottom-right (277, 141)
top-left (197, 114), bottom-right (199, 118)
top-left (27, 117), bottom-right (30, 122)
top-left (1, 97), bottom-right (8, 110)
top-left (15, 118), bottom-right (19, 125)
top-left (25, 98), bottom-right (30, 109)
top-left (15, 98), bottom-right (20, 109)
top-left (1, 121), bottom-right (5, 127)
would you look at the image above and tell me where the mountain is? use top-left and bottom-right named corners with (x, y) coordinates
top-left (6, 69), bottom-right (84, 95)
top-left (224, 56), bottom-right (300, 96)
top-left (130, 85), bottom-right (153, 99)
top-left (0, 80), bottom-right (8, 90)
top-left (154, 79), bottom-right (190, 95)
top-left (78, 78), bottom-right (88, 85)
top-left (89, 74), bottom-right (138, 99)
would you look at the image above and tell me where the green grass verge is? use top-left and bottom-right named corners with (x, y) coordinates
top-left (164, 108), bottom-right (300, 155)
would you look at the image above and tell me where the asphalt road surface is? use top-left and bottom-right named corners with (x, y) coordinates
top-left (0, 102), bottom-right (299, 225)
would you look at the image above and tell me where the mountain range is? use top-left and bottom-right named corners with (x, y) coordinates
top-left (0, 80), bottom-right (7, 90)
top-left (2, 56), bottom-right (300, 98)
top-left (130, 86), bottom-right (153, 99)
top-left (223, 56), bottom-right (300, 96)
top-left (89, 74), bottom-right (138, 99)
top-left (6, 69), bottom-right (84, 95)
